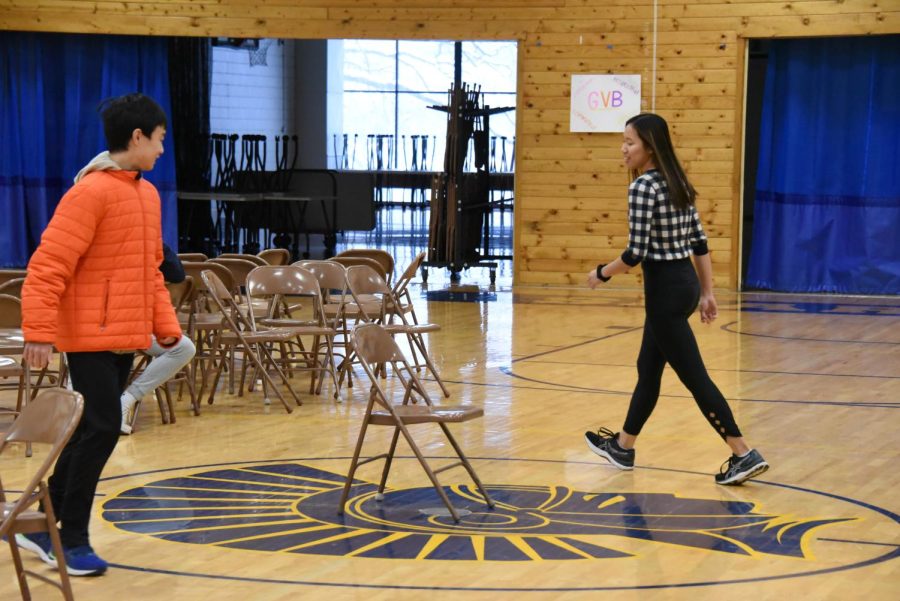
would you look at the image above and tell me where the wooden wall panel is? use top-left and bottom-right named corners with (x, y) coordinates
top-left (2, 0), bottom-right (898, 289)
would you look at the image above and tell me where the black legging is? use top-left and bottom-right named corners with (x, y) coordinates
top-left (622, 258), bottom-right (741, 440)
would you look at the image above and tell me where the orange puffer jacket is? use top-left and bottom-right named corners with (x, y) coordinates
top-left (22, 169), bottom-right (182, 352)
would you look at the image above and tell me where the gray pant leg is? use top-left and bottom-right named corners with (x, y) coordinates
top-left (125, 335), bottom-right (196, 400)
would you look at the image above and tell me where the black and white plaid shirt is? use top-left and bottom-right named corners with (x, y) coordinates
top-left (621, 169), bottom-right (709, 266)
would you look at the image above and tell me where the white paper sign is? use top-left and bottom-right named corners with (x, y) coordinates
top-left (570, 74), bottom-right (641, 132)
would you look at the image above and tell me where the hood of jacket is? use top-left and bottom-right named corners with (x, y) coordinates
top-left (73, 151), bottom-right (122, 184)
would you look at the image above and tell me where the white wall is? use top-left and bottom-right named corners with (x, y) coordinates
top-left (210, 39), bottom-right (295, 170)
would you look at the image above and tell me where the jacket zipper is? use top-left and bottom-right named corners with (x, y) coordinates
top-left (100, 278), bottom-right (111, 331)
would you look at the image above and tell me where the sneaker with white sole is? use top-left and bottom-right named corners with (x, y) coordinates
top-left (585, 427), bottom-right (635, 470)
top-left (15, 532), bottom-right (57, 567)
top-left (715, 449), bottom-right (769, 485)
top-left (59, 544), bottom-right (108, 576)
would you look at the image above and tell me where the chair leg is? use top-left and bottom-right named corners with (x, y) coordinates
top-left (377, 426), bottom-right (402, 495)
top-left (8, 536), bottom-right (31, 601)
top-left (46, 501), bottom-right (75, 601)
top-left (164, 384), bottom-right (176, 424)
top-left (439, 423), bottom-right (495, 509)
top-left (396, 423), bottom-right (460, 522)
top-left (246, 343), bottom-right (294, 412)
top-left (338, 415), bottom-right (375, 514)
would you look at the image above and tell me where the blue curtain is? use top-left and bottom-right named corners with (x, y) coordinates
top-left (746, 36), bottom-right (900, 294)
top-left (0, 32), bottom-right (177, 268)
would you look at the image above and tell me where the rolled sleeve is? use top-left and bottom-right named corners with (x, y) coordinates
top-left (688, 206), bottom-right (709, 256)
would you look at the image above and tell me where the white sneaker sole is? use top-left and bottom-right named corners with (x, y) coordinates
top-left (717, 461), bottom-right (769, 485)
top-left (65, 563), bottom-right (107, 576)
top-left (585, 434), bottom-right (634, 471)
top-left (15, 534), bottom-right (57, 567)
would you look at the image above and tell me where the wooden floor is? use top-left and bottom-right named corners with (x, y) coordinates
top-left (1, 284), bottom-right (898, 600)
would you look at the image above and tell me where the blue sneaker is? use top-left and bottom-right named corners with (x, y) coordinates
top-left (15, 532), bottom-right (57, 566)
top-left (58, 545), bottom-right (108, 576)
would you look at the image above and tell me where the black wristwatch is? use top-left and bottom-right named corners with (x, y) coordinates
top-left (596, 264), bottom-right (611, 282)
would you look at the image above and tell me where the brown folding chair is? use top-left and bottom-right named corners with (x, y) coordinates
top-left (180, 262), bottom-right (235, 399)
top-left (337, 323), bottom-right (494, 523)
top-left (199, 269), bottom-right (301, 412)
top-left (1, 388), bottom-right (84, 601)
top-left (296, 260), bottom-right (365, 391)
top-left (246, 265), bottom-right (340, 399)
top-left (257, 248), bottom-right (291, 266)
top-left (335, 248), bottom-right (395, 285)
top-left (345, 265), bottom-right (450, 397)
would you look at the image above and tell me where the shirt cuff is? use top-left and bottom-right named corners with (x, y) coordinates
top-left (691, 240), bottom-right (709, 256)
top-left (621, 249), bottom-right (643, 267)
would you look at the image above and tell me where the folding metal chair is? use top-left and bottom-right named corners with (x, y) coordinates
top-left (345, 265), bottom-right (450, 397)
top-left (1, 388), bottom-right (84, 601)
top-left (199, 269), bottom-right (301, 412)
top-left (337, 323), bottom-right (494, 523)
top-left (246, 265), bottom-right (340, 399)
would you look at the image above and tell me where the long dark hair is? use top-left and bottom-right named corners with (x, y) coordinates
top-left (625, 113), bottom-right (697, 210)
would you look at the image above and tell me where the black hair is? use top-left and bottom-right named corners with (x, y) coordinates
top-left (625, 113), bottom-right (697, 210)
top-left (98, 93), bottom-right (167, 153)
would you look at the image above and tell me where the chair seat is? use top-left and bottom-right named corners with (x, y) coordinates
top-left (369, 404), bottom-right (483, 425)
top-left (258, 321), bottom-right (336, 337)
top-left (0, 355), bottom-right (22, 377)
top-left (1, 503), bottom-right (45, 523)
top-left (382, 322), bottom-right (441, 334)
top-left (180, 313), bottom-right (226, 331)
top-left (220, 329), bottom-right (298, 344)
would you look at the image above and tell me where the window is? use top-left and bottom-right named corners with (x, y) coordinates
top-left (331, 40), bottom-right (517, 172)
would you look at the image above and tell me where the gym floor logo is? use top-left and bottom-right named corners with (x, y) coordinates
top-left (102, 462), bottom-right (868, 564)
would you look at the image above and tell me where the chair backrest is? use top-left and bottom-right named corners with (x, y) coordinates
top-left (351, 323), bottom-right (407, 367)
top-left (166, 276), bottom-right (195, 312)
top-left (345, 265), bottom-right (392, 297)
top-left (257, 248), bottom-right (291, 266)
top-left (215, 253), bottom-right (267, 266)
top-left (177, 252), bottom-right (209, 262)
top-left (0, 389), bottom-right (84, 537)
top-left (209, 257), bottom-right (262, 293)
top-left (336, 249), bottom-right (394, 283)
top-left (0, 277), bottom-right (24, 298)
top-left (0, 294), bottom-right (22, 328)
top-left (182, 261), bottom-right (235, 300)
top-left (246, 265), bottom-right (320, 298)
top-left (393, 251), bottom-right (426, 295)
top-left (3, 388), bottom-right (83, 446)
top-left (0, 269), bottom-right (27, 289)
top-left (200, 268), bottom-right (235, 302)
top-left (246, 265), bottom-right (322, 327)
top-left (330, 256), bottom-right (388, 282)
top-left (296, 260), bottom-right (348, 296)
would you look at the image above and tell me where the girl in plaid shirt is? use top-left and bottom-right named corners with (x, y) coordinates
top-left (584, 113), bottom-right (769, 485)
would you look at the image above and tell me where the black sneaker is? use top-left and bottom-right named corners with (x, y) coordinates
top-left (715, 449), bottom-right (769, 485)
top-left (585, 427), bottom-right (635, 470)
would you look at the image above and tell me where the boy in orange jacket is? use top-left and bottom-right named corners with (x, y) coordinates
top-left (19, 93), bottom-right (182, 576)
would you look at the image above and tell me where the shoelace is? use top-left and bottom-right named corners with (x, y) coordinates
top-left (595, 426), bottom-right (618, 440)
top-left (719, 455), bottom-right (738, 474)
